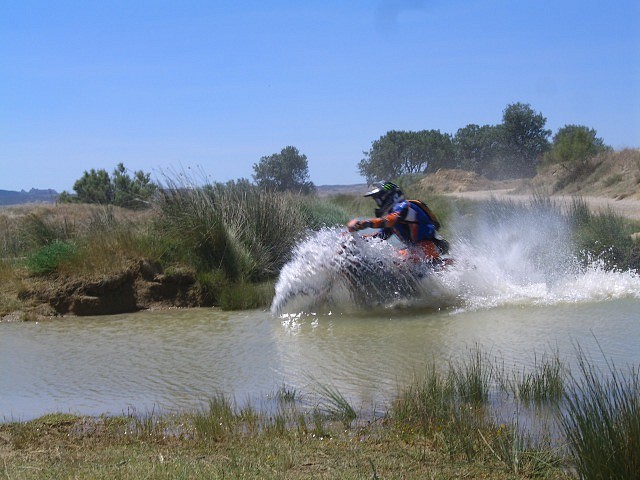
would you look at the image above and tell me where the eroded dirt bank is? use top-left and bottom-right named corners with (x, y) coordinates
top-left (3, 260), bottom-right (205, 321)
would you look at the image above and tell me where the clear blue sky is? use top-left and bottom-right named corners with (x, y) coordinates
top-left (2, 0), bottom-right (639, 192)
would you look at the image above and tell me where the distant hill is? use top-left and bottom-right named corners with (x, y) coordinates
top-left (0, 188), bottom-right (58, 206)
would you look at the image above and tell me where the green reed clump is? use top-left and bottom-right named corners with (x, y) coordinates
top-left (20, 212), bottom-right (74, 250)
top-left (313, 382), bottom-right (357, 428)
top-left (392, 359), bottom-right (486, 462)
top-left (450, 345), bottom-right (493, 404)
top-left (217, 280), bottom-right (274, 310)
top-left (568, 198), bottom-right (639, 270)
top-left (482, 411), bottom-right (560, 476)
top-left (156, 181), bottom-right (244, 281)
top-left (297, 195), bottom-right (351, 229)
top-left (156, 176), bottom-right (308, 284)
top-left (192, 394), bottom-right (238, 442)
top-left (560, 349), bottom-right (640, 480)
top-left (506, 351), bottom-right (566, 403)
top-left (393, 363), bottom-right (454, 436)
top-left (323, 193), bottom-right (372, 217)
top-left (391, 348), bottom-right (566, 473)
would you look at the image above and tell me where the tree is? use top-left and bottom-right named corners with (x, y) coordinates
top-left (499, 103), bottom-right (551, 178)
top-left (453, 124), bottom-right (504, 175)
top-left (252, 146), bottom-right (315, 194)
top-left (112, 163), bottom-right (158, 209)
top-left (545, 125), bottom-right (610, 174)
top-left (60, 164), bottom-right (157, 208)
top-left (72, 168), bottom-right (113, 204)
top-left (358, 130), bottom-right (454, 183)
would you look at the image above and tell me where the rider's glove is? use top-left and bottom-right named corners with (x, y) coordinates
top-left (347, 219), bottom-right (371, 232)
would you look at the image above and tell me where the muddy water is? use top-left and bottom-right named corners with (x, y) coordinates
top-left (2, 299), bottom-right (639, 422)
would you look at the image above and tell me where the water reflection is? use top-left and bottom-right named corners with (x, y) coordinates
top-left (1, 300), bottom-right (639, 421)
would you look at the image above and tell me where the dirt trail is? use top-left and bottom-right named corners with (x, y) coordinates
top-left (444, 190), bottom-right (640, 222)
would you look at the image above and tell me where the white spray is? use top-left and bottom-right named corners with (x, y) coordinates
top-left (271, 203), bottom-right (640, 315)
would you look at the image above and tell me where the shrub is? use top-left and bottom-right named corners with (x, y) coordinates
top-left (25, 241), bottom-right (77, 275)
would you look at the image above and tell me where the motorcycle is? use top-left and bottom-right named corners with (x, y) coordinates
top-left (270, 229), bottom-right (454, 315)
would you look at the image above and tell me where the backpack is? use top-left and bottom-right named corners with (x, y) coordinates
top-left (407, 199), bottom-right (441, 231)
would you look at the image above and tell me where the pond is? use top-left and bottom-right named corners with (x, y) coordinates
top-left (2, 297), bottom-right (639, 422)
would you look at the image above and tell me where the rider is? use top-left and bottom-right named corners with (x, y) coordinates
top-left (346, 181), bottom-right (449, 261)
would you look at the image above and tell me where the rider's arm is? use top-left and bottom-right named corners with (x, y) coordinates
top-left (347, 211), bottom-right (401, 232)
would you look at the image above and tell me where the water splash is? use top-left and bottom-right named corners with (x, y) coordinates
top-left (271, 205), bottom-right (640, 315)
top-left (270, 228), bottom-right (458, 315)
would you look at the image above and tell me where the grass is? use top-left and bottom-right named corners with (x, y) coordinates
top-left (313, 381), bottom-right (357, 428)
top-left (568, 199), bottom-right (640, 270)
top-left (504, 351), bottom-right (566, 403)
top-left (449, 344), bottom-right (493, 403)
top-left (560, 346), bottom-right (640, 479)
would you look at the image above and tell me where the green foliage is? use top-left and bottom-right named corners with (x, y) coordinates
top-left (298, 195), bottom-right (351, 229)
top-left (393, 362), bottom-right (455, 435)
top-left (111, 163), bottom-right (157, 209)
top-left (324, 193), bottom-right (372, 217)
top-left (449, 345), bottom-right (492, 403)
top-left (313, 382), bottom-right (357, 428)
top-left (358, 130), bottom-right (454, 183)
top-left (544, 125), bottom-right (611, 191)
top-left (569, 200), bottom-right (638, 270)
top-left (156, 175), bottom-right (308, 284)
top-left (20, 213), bottom-right (72, 249)
top-left (358, 102), bottom-right (551, 182)
top-left (499, 102), bottom-right (551, 178)
top-left (545, 125), bottom-right (609, 174)
top-left (217, 281), bottom-right (274, 310)
top-left (25, 240), bottom-right (77, 275)
top-left (59, 163), bottom-right (157, 209)
top-left (603, 173), bottom-right (623, 187)
top-left (453, 124), bottom-right (504, 175)
top-left (252, 146), bottom-right (315, 194)
top-left (507, 351), bottom-right (566, 403)
top-left (72, 168), bottom-right (113, 204)
top-left (192, 394), bottom-right (237, 442)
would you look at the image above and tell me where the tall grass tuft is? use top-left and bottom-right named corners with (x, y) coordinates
top-left (568, 198), bottom-right (638, 270)
top-left (449, 345), bottom-right (493, 404)
top-left (507, 351), bottom-right (566, 403)
top-left (156, 174), bottom-right (308, 283)
top-left (560, 348), bottom-right (640, 480)
top-left (192, 394), bottom-right (237, 442)
top-left (298, 195), bottom-right (351, 229)
top-left (314, 382), bottom-right (357, 428)
top-left (393, 362), bottom-right (454, 436)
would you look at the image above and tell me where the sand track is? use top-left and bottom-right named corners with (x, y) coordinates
top-left (444, 189), bottom-right (640, 222)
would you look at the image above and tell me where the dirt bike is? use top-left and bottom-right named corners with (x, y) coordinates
top-left (270, 228), bottom-right (454, 314)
